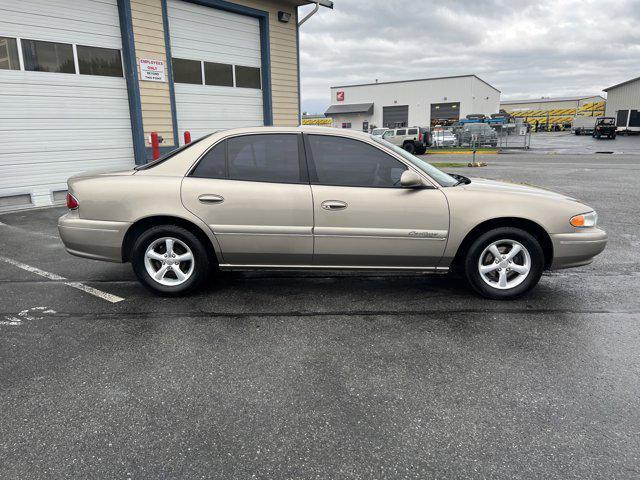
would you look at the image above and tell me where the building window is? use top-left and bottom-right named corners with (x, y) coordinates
top-left (204, 62), bottom-right (233, 87)
top-left (0, 37), bottom-right (20, 70)
top-left (235, 65), bottom-right (261, 89)
top-left (77, 45), bottom-right (123, 77)
top-left (21, 39), bottom-right (75, 73)
top-left (341, 122), bottom-right (351, 129)
top-left (172, 58), bottom-right (202, 84)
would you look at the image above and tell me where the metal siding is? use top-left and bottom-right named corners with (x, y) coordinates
top-left (605, 79), bottom-right (640, 117)
top-left (167, 0), bottom-right (264, 143)
top-left (0, 0), bottom-right (134, 206)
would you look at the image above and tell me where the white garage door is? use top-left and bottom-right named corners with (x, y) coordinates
top-left (168, 0), bottom-right (264, 144)
top-left (0, 0), bottom-right (134, 208)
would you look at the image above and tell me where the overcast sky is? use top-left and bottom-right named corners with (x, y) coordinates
top-left (298, 0), bottom-right (640, 114)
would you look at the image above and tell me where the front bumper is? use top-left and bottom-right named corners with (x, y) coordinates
top-left (58, 211), bottom-right (131, 262)
top-left (550, 227), bottom-right (608, 269)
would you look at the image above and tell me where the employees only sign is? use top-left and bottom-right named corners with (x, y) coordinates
top-left (139, 59), bottom-right (165, 82)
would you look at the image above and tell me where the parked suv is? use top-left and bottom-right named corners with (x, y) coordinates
top-left (457, 123), bottom-right (498, 147)
top-left (382, 127), bottom-right (427, 154)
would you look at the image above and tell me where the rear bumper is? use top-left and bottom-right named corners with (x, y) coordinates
top-left (58, 212), bottom-right (130, 262)
top-left (550, 228), bottom-right (607, 269)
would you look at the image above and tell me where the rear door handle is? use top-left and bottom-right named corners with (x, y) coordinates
top-left (198, 194), bottom-right (224, 204)
top-left (321, 200), bottom-right (347, 211)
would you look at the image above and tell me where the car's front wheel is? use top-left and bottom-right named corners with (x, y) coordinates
top-left (464, 227), bottom-right (544, 299)
top-left (131, 225), bottom-right (210, 296)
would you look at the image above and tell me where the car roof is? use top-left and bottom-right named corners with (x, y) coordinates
top-left (205, 125), bottom-right (373, 141)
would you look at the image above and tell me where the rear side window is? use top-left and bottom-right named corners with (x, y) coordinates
top-left (191, 142), bottom-right (226, 178)
top-left (227, 134), bottom-right (301, 183)
top-left (396, 129), bottom-right (406, 135)
top-left (408, 128), bottom-right (418, 135)
top-left (307, 135), bottom-right (407, 188)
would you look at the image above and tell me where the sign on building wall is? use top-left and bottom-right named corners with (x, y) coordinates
top-left (139, 59), bottom-right (166, 82)
top-left (336, 91), bottom-right (344, 102)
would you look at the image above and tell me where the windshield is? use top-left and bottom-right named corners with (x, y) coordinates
top-left (370, 135), bottom-right (458, 187)
top-left (598, 118), bottom-right (615, 125)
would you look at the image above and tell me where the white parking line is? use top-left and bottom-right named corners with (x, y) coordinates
top-left (0, 256), bottom-right (124, 303)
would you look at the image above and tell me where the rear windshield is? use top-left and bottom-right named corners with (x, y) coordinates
top-left (135, 134), bottom-right (212, 170)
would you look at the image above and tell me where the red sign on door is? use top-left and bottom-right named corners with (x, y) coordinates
top-left (336, 91), bottom-right (345, 102)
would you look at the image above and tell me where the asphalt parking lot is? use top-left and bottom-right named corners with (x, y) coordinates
top-left (1, 151), bottom-right (639, 479)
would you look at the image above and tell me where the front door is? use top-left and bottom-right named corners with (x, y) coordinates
top-left (305, 134), bottom-right (449, 268)
top-left (182, 134), bottom-right (313, 266)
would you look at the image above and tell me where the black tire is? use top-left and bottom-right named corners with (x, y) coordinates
top-left (612, 133), bottom-right (617, 139)
top-left (403, 142), bottom-right (416, 154)
top-left (464, 227), bottom-right (544, 300)
top-left (416, 146), bottom-right (427, 155)
top-left (131, 225), bottom-right (211, 296)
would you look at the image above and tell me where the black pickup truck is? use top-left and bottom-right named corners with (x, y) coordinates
top-left (592, 117), bottom-right (617, 139)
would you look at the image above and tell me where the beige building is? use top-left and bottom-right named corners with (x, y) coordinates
top-left (0, 0), bottom-right (331, 209)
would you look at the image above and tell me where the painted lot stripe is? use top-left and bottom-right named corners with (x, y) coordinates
top-left (0, 256), bottom-right (124, 304)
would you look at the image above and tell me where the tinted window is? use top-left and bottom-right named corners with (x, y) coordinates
top-left (396, 129), bottom-right (406, 135)
top-left (308, 135), bottom-right (407, 188)
top-left (235, 65), bottom-right (261, 89)
top-left (204, 61), bottom-right (233, 87)
top-left (22, 39), bottom-right (74, 73)
top-left (77, 45), bottom-right (123, 77)
top-left (228, 134), bottom-right (300, 183)
top-left (172, 58), bottom-right (202, 84)
top-left (0, 37), bottom-right (20, 70)
top-left (408, 128), bottom-right (418, 135)
top-left (191, 141), bottom-right (226, 178)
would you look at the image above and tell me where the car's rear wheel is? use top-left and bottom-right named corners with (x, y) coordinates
top-left (131, 225), bottom-right (210, 296)
top-left (464, 227), bottom-right (544, 300)
top-left (403, 142), bottom-right (416, 154)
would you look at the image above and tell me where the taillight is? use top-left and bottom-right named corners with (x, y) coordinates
top-left (66, 193), bottom-right (79, 210)
top-left (418, 131), bottom-right (423, 142)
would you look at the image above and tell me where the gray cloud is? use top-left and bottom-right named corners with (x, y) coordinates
top-left (298, 0), bottom-right (640, 113)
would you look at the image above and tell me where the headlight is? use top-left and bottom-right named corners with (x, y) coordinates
top-left (570, 211), bottom-right (597, 228)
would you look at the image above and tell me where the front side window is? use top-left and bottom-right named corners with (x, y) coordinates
top-left (77, 45), bottom-right (123, 77)
top-left (172, 58), bottom-right (202, 84)
top-left (235, 65), bottom-right (261, 89)
top-left (21, 39), bottom-right (74, 73)
top-left (307, 135), bottom-right (407, 188)
top-left (0, 37), bottom-right (20, 70)
top-left (227, 134), bottom-right (301, 183)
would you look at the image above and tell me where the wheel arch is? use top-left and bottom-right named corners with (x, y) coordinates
top-left (452, 217), bottom-right (554, 270)
top-left (122, 215), bottom-right (220, 266)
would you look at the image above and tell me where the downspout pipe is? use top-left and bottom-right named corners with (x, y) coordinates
top-left (298, 1), bottom-right (319, 26)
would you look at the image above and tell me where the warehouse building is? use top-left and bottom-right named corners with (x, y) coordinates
top-left (325, 75), bottom-right (500, 131)
top-left (604, 76), bottom-right (640, 133)
top-left (0, 0), bottom-right (331, 209)
top-left (500, 95), bottom-right (605, 113)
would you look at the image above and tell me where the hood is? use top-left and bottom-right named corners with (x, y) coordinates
top-left (463, 177), bottom-right (580, 203)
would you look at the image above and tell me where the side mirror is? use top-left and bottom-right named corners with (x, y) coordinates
top-left (400, 170), bottom-right (425, 188)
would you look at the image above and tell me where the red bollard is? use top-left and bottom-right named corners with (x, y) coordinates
top-left (184, 130), bottom-right (191, 144)
top-left (150, 131), bottom-right (161, 160)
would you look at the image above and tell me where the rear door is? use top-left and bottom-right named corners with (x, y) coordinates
top-left (305, 134), bottom-right (450, 268)
top-left (181, 134), bottom-right (313, 266)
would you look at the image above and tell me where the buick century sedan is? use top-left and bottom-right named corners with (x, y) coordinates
top-left (58, 127), bottom-right (607, 299)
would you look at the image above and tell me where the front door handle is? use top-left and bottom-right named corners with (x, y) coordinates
top-left (321, 200), bottom-right (347, 211)
top-left (198, 194), bottom-right (224, 204)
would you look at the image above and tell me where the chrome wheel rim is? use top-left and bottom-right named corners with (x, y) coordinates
top-left (478, 239), bottom-right (531, 290)
top-left (144, 237), bottom-right (195, 287)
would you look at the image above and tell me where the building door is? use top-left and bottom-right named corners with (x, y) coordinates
top-left (430, 102), bottom-right (460, 127)
top-left (168, 0), bottom-right (265, 144)
top-left (382, 105), bottom-right (409, 128)
top-left (0, 0), bottom-right (134, 208)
